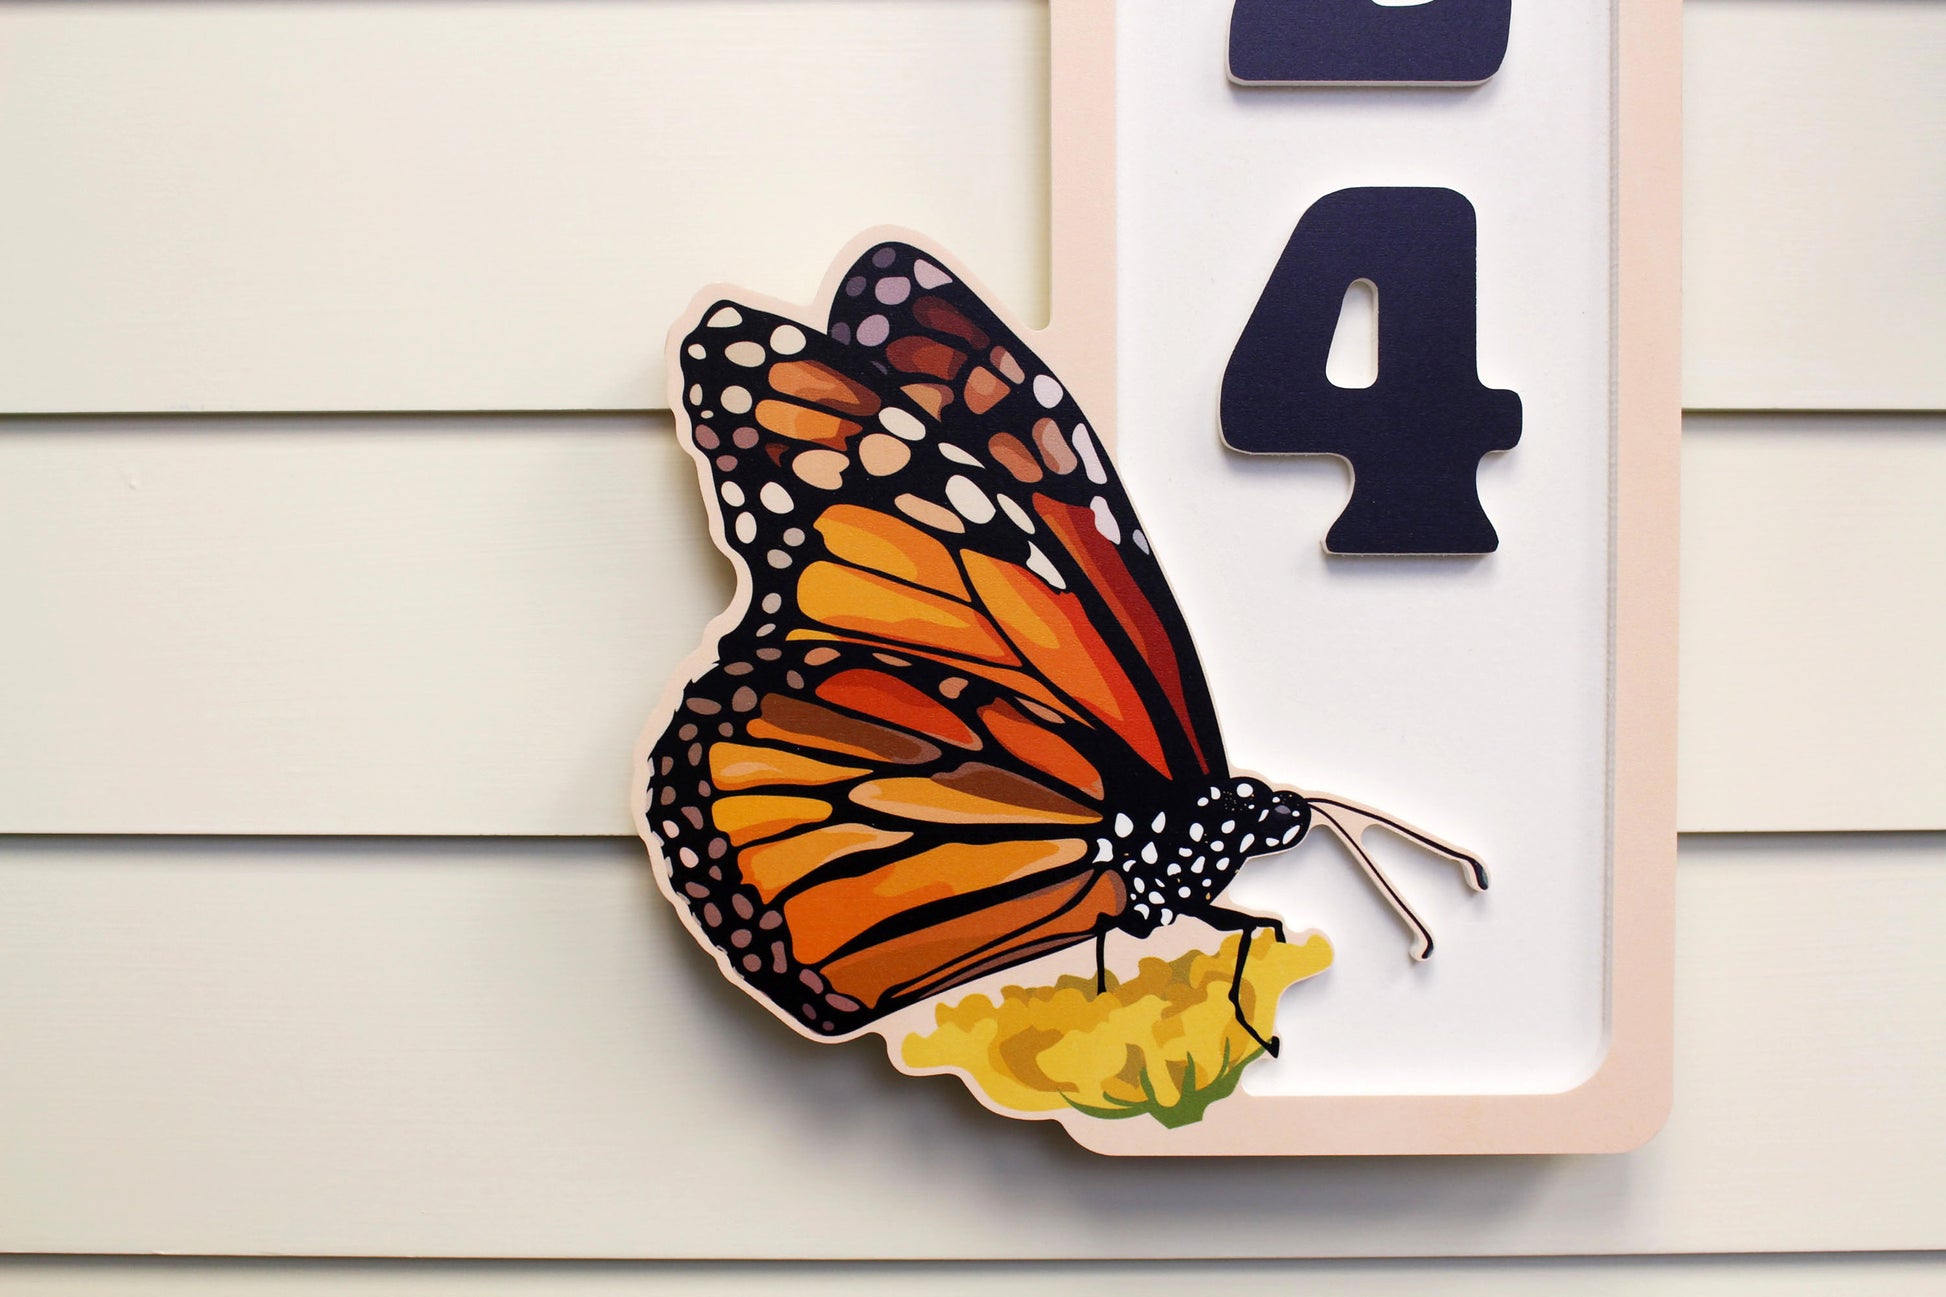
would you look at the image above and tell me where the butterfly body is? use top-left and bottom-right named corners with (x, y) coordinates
top-left (1096, 782), bottom-right (1312, 934)
top-left (640, 236), bottom-right (1481, 1045)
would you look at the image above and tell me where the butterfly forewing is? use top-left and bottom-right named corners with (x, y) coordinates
top-left (824, 243), bottom-right (1228, 782)
top-left (650, 241), bottom-right (1237, 1037)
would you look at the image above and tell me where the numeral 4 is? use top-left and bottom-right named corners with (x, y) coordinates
top-left (1221, 187), bottom-right (1521, 556)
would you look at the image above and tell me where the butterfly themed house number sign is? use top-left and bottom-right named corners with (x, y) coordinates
top-left (635, 0), bottom-right (1680, 1157)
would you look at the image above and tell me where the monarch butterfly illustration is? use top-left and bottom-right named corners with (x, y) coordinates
top-left (638, 235), bottom-right (1486, 1056)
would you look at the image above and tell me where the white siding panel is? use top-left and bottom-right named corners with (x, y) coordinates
top-left (5, 415), bottom-right (1939, 836)
top-left (6, 3), bottom-right (1942, 415)
top-left (4, 1256), bottom-right (1946, 1297)
top-left (0, 0), bottom-right (1048, 414)
top-left (1, 833), bottom-right (1940, 1257)
top-left (0, 416), bottom-right (711, 835)
top-left (1684, 0), bottom-right (1946, 410)
top-left (1680, 416), bottom-right (1946, 831)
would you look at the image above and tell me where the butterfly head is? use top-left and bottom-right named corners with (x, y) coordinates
top-left (1195, 780), bottom-right (1313, 853)
top-left (1259, 788), bottom-right (1314, 850)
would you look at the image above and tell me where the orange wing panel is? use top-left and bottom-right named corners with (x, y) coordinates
top-left (797, 562), bottom-right (1019, 665)
top-left (850, 763), bottom-right (1102, 827)
top-left (911, 296), bottom-right (990, 349)
top-left (766, 360), bottom-right (882, 416)
top-left (816, 669), bottom-right (982, 750)
top-left (754, 400), bottom-right (862, 446)
top-left (899, 873), bottom-right (1129, 1005)
top-left (737, 823), bottom-right (912, 902)
top-left (885, 336), bottom-right (968, 381)
top-left (1036, 495), bottom-right (1211, 774)
top-left (963, 366), bottom-right (1011, 414)
top-left (747, 695), bottom-right (942, 765)
top-left (782, 838), bottom-right (1088, 963)
top-left (961, 552), bottom-right (1170, 777)
top-left (708, 743), bottom-right (867, 792)
top-left (814, 505), bottom-right (969, 599)
top-left (979, 700), bottom-right (1104, 800)
top-left (784, 631), bottom-right (1087, 725)
top-left (820, 872), bottom-right (1125, 1010)
top-left (711, 794), bottom-right (834, 846)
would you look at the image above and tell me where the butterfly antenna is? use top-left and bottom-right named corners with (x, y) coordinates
top-left (1301, 795), bottom-right (1488, 962)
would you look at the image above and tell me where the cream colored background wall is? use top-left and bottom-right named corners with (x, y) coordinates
top-left (2, 0), bottom-right (1941, 1291)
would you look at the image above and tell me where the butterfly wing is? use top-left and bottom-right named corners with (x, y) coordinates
top-left (646, 240), bottom-right (1226, 1038)
top-left (825, 242), bottom-right (1228, 781)
top-left (647, 642), bottom-right (1128, 1038)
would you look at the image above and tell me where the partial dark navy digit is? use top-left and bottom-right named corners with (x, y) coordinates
top-left (1230, 0), bottom-right (1512, 86)
top-left (1221, 187), bottom-right (1521, 556)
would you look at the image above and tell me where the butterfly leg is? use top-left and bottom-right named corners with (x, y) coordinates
top-left (1301, 794), bottom-right (1489, 961)
top-left (1093, 923), bottom-right (1111, 995)
top-left (1200, 907), bottom-right (1287, 1058)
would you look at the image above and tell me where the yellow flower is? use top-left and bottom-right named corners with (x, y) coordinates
top-left (900, 931), bottom-right (1331, 1128)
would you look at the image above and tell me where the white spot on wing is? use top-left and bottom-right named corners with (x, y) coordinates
top-left (914, 259), bottom-right (951, 289)
top-left (725, 341), bottom-right (766, 367)
top-left (944, 475), bottom-right (995, 524)
top-left (769, 325), bottom-right (806, 355)
top-left (1073, 425), bottom-right (1107, 485)
top-left (939, 443), bottom-right (981, 467)
top-left (706, 307), bottom-right (742, 328)
top-left (1024, 544), bottom-right (1065, 589)
top-left (720, 482), bottom-right (745, 508)
top-left (721, 386), bottom-right (753, 415)
top-left (879, 408), bottom-right (926, 441)
top-left (997, 494), bottom-right (1035, 533)
top-left (1090, 496), bottom-right (1121, 544)
top-left (733, 513), bottom-right (756, 544)
top-left (759, 482), bottom-right (793, 514)
top-left (1032, 375), bottom-right (1064, 408)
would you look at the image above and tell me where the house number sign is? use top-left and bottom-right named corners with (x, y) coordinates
top-left (636, 0), bottom-right (1680, 1156)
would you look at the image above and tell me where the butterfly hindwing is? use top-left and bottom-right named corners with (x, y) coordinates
top-left (647, 637), bottom-right (1131, 1036)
